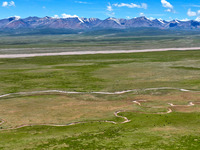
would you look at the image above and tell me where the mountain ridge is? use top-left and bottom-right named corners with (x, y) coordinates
top-left (1, 16), bottom-right (200, 30)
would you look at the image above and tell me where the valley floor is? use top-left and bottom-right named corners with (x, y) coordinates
top-left (0, 50), bottom-right (200, 149)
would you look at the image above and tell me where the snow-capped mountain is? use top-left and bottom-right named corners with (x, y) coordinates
top-left (0, 16), bottom-right (200, 30)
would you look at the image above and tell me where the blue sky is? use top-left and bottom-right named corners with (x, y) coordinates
top-left (1, 0), bottom-right (200, 20)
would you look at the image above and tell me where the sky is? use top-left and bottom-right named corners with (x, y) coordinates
top-left (1, 0), bottom-right (200, 21)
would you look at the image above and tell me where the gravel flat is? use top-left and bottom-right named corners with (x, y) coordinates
top-left (0, 47), bottom-right (200, 58)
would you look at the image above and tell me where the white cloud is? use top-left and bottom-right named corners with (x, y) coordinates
top-left (140, 13), bottom-right (145, 16)
top-left (52, 14), bottom-right (81, 19)
top-left (52, 14), bottom-right (84, 23)
top-left (107, 3), bottom-right (113, 11)
top-left (2, 1), bottom-right (8, 7)
top-left (113, 2), bottom-right (147, 9)
top-left (195, 16), bottom-right (200, 21)
top-left (2, 1), bottom-right (15, 7)
top-left (161, 0), bottom-right (173, 9)
top-left (61, 14), bottom-right (79, 18)
top-left (53, 15), bottom-right (60, 19)
top-left (166, 8), bottom-right (172, 12)
top-left (75, 1), bottom-right (88, 4)
top-left (161, 0), bottom-right (174, 12)
top-left (149, 17), bottom-right (155, 20)
top-left (126, 16), bottom-right (130, 19)
top-left (141, 3), bottom-right (148, 9)
top-left (106, 2), bottom-right (147, 18)
top-left (188, 5), bottom-right (200, 8)
top-left (106, 12), bottom-right (115, 17)
top-left (9, 1), bottom-right (15, 6)
top-left (106, 3), bottom-right (115, 17)
top-left (187, 9), bottom-right (200, 19)
top-left (187, 9), bottom-right (197, 17)
top-left (180, 18), bottom-right (189, 21)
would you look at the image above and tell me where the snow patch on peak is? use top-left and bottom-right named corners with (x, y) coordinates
top-left (139, 16), bottom-right (148, 20)
top-left (8, 16), bottom-right (21, 20)
top-left (175, 19), bottom-right (180, 23)
top-left (107, 17), bottom-right (121, 25)
top-left (43, 16), bottom-right (52, 19)
top-left (78, 17), bottom-right (84, 23)
top-left (14, 16), bottom-right (21, 20)
top-left (7, 16), bottom-right (21, 26)
top-left (89, 18), bottom-right (98, 22)
top-left (158, 18), bottom-right (164, 24)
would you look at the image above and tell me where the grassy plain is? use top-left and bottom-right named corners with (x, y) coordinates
top-left (1, 32), bottom-right (200, 54)
top-left (0, 34), bottom-right (200, 149)
top-left (0, 50), bottom-right (200, 94)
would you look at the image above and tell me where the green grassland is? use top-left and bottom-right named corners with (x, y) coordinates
top-left (0, 50), bottom-right (200, 94)
top-left (0, 48), bottom-right (200, 149)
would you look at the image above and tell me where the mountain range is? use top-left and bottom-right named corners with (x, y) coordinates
top-left (1, 16), bottom-right (200, 30)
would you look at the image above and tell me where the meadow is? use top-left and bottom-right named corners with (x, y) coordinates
top-left (0, 34), bottom-right (200, 149)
